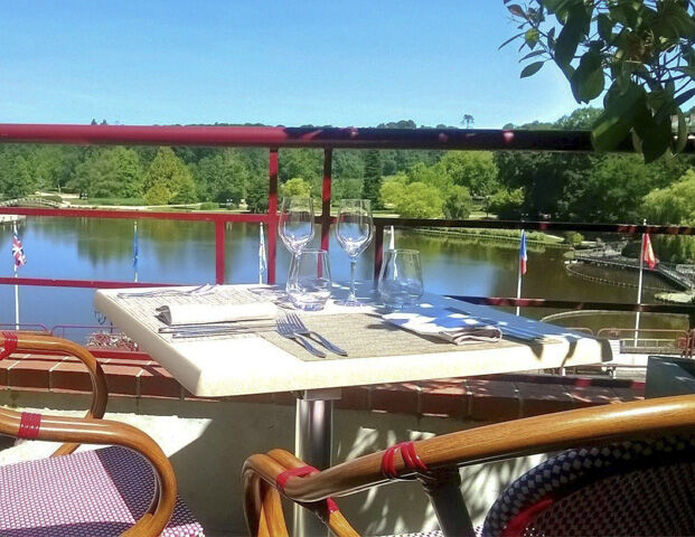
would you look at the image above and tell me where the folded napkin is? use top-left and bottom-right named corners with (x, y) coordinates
top-left (383, 306), bottom-right (502, 345)
top-left (157, 302), bottom-right (277, 326)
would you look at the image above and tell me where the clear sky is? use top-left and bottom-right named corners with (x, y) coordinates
top-left (0, 1), bottom-right (581, 129)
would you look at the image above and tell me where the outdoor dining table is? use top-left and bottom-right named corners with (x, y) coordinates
top-left (94, 283), bottom-right (611, 535)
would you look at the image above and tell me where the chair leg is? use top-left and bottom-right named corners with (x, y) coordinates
top-left (420, 468), bottom-right (475, 537)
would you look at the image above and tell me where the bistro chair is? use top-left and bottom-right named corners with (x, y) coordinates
top-left (0, 331), bottom-right (205, 537)
top-left (243, 393), bottom-right (695, 537)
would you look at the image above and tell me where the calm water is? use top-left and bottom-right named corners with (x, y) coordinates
top-left (0, 218), bottom-right (685, 334)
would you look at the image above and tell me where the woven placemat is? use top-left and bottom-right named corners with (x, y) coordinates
top-left (112, 286), bottom-right (517, 362)
top-left (261, 312), bottom-right (516, 362)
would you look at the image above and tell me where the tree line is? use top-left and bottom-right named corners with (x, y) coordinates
top-left (2, 111), bottom-right (695, 260)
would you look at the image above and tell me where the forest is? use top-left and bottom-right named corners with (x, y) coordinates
top-left (2, 109), bottom-right (695, 261)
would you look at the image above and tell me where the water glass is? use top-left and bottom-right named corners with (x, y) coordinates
top-left (286, 249), bottom-right (332, 311)
top-left (378, 249), bottom-right (424, 308)
top-left (278, 197), bottom-right (314, 254)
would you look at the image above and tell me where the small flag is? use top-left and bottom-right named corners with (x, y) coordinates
top-left (259, 224), bottom-right (267, 284)
top-left (519, 230), bottom-right (527, 275)
top-left (642, 233), bottom-right (658, 270)
top-left (12, 233), bottom-right (26, 268)
top-left (132, 222), bottom-right (139, 269)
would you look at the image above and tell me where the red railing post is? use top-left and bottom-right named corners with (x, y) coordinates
top-left (268, 148), bottom-right (279, 284)
top-left (374, 224), bottom-right (384, 280)
top-left (321, 148), bottom-right (333, 252)
top-left (215, 220), bottom-right (226, 284)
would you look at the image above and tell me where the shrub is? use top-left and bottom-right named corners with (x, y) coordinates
top-left (563, 231), bottom-right (584, 247)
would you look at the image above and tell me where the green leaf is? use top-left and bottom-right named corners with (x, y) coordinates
top-left (597, 14), bottom-right (613, 41)
top-left (675, 87), bottom-right (695, 106)
top-left (633, 101), bottom-right (673, 163)
top-left (521, 49), bottom-right (546, 61)
top-left (591, 82), bottom-right (644, 151)
top-left (499, 32), bottom-right (524, 50)
top-left (554, 5), bottom-right (591, 68)
top-left (520, 61), bottom-right (545, 78)
top-left (570, 50), bottom-right (605, 102)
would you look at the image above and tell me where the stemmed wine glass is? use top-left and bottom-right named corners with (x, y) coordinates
top-left (278, 197), bottom-right (315, 256)
top-left (336, 199), bottom-right (374, 306)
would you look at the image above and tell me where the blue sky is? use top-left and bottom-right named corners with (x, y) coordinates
top-left (0, 1), bottom-right (580, 128)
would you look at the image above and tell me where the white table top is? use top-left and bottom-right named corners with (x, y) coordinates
top-left (94, 285), bottom-right (611, 397)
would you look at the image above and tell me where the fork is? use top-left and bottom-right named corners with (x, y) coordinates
top-left (285, 312), bottom-right (348, 356)
top-left (117, 283), bottom-right (214, 299)
top-left (276, 317), bottom-right (326, 358)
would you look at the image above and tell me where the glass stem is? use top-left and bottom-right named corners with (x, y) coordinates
top-left (349, 258), bottom-right (357, 302)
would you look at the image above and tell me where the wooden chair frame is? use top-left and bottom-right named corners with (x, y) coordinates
top-left (243, 394), bottom-right (695, 537)
top-left (0, 332), bottom-right (177, 537)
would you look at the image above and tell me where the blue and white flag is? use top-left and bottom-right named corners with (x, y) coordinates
top-left (132, 221), bottom-right (139, 269)
top-left (519, 230), bottom-right (527, 275)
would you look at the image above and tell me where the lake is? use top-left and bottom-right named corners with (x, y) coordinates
top-left (0, 217), bottom-right (686, 335)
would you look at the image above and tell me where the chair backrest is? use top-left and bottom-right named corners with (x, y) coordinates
top-left (483, 434), bottom-right (695, 537)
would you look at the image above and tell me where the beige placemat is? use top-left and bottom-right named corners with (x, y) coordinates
top-left (261, 312), bottom-right (517, 362)
top-left (111, 287), bottom-right (518, 362)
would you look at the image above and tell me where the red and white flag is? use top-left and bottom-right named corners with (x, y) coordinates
top-left (642, 233), bottom-right (657, 270)
top-left (12, 233), bottom-right (26, 268)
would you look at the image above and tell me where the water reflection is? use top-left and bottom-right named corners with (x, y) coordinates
top-left (0, 218), bottom-right (686, 333)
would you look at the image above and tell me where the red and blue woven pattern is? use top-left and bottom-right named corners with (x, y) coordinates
top-left (0, 445), bottom-right (205, 537)
top-left (483, 434), bottom-right (695, 537)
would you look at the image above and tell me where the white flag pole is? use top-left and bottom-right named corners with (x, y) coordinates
top-left (516, 229), bottom-right (523, 316)
top-left (634, 219), bottom-right (647, 345)
top-left (12, 221), bottom-right (19, 330)
top-left (389, 225), bottom-right (395, 250)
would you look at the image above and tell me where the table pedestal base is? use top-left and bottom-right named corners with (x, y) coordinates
top-left (293, 388), bottom-right (341, 537)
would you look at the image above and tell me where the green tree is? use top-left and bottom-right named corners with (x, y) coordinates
top-left (392, 182), bottom-right (443, 218)
top-left (438, 151), bottom-right (499, 197)
top-left (443, 185), bottom-right (473, 219)
top-left (379, 173), bottom-right (408, 208)
top-left (280, 177), bottom-right (312, 198)
top-left (72, 147), bottom-right (142, 198)
top-left (505, 0), bottom-right (695, 161)
top-left (488, 188), bottom-right (525, 219)
top-left (0, 155), bottom-right (35, 199)
top-left (362, 149), bottom-right (383, 207)
top-left (194, 149), bottom-right (249, 204)
top-left (643, 170), bottom-right (695, 261)
top-left (143, 147), bottom-right (196, 204)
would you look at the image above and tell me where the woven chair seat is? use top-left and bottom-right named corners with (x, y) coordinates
top-left (0, 445), bottom-right (205, 537)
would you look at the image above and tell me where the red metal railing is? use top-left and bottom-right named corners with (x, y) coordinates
top-left (1, 123), bottom-right (695, 318)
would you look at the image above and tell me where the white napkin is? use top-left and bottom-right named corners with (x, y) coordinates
top-left (383, 306), bottom-right (502, 345)
top-left (157, 302), bottom-right (277, 326)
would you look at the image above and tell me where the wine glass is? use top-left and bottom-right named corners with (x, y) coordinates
top-left (278, 197), bottom-right (314, 255)
top-left (336, 199), bottom-right (373, 306)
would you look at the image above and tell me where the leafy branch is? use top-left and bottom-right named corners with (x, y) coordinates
top-left (502, 0), bottom-right (695, 161)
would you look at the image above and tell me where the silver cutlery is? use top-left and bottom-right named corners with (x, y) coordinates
top-left (117, 283), bottom-right (215, 299)
top-left (169, 326), bottom-right (275, 339)
top-left (276, 317), bottom-right (326, 358)
top-left (284, 312), bottom-right (348, 356)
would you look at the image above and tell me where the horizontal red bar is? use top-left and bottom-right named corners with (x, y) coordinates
top-left (0, 123), bottom-right (650, 151)
top-left (0, 277), bottom-right (182, 289)
top-left (0, 206), bottom-right (269, 223)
